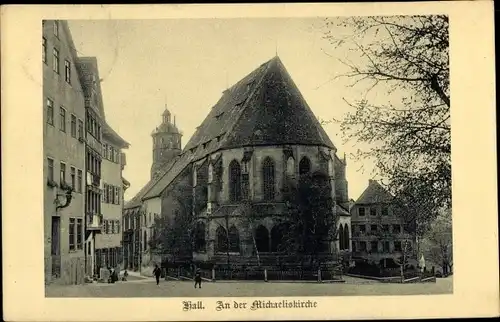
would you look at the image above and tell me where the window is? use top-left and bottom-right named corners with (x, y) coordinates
top-left (70, 114), bottom-right (77, 137)
top-left (383, 241), bottom-right (390, 252)
top-left (262, 157), bottom-right (275, 201)
top-left (59, 106), bottom-right (66, 132)
top-left (52, 48), bottom-right (59, 73)
top-left (229, 160), bottom-right (241, 202)
top-left (69, 218), bottom-right (75, 251)
top-left (352, 241), bottom-right (356, 252)
top-left (394, 241), bottom-right (402, 252)
top-left (370, 241), bottom-right (378, 253)
top-left (393, 225), bottom-right (401, 234)
top-left (102, 143), bottom-right (107, 159)
top-left (53, 20), bottom-right (59, 37)
top-left (42, 37), bottom-right (47, 63)
top-left (216, 226), bottom-right (228, 252)
top-left (359, 225), bottom-right (366, 233)
top-left (382, 207), bottom-right (389, 216)
top-left (59, 162), bottom-right (66, 184)
top-left (47, 158), bottom-right (54, 182)
top-left (360, 241), bottom-right (367, 251)
top-left (299, 156), bottom-right (311, 175)
top-left (70, 167), bottom-right (76, 190)
top-left (116, 220), bottom-right (121, 234)
top-left (78, 119), bottom-right (84, 139)
top-left (64, 60), bottom-right (71, 84)
top-left (103, 183), bottom-right (108, 203)
top-left (46, 98), bottom-right (54, 125)
top-left (338, 225), bottom-right (344, 250)
top-left (103, 220), bottom-right (108, 234)
top-left (370, 224), bottom-right (378, 233)
top-left (115, 187), bottom-right (120, 205)
top-left (76, 219), bottom-right (83, 249)
top-left (77, 169), bottom-right (82, 193)
top-left (383, 224), bottom-right (389, 232)
top-left (111, 221), bottom-right (115, 234)
top-left (143, 231), bottom-right (148, 251)
top-left (358, 207), bottom-right (365, 216)
top-left (108, 146), bottom-right (113, 161)
top-left (370, 208), bottom-right (377, 216)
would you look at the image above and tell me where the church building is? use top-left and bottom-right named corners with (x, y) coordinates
top-left (122, 56), bottom-right (351, 271)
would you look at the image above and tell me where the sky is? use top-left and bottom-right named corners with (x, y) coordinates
top-left (67, 18), bottom-right (379, 202)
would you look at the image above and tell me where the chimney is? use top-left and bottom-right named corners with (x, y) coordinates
top-left (174, 115), bottom-right (176, 126)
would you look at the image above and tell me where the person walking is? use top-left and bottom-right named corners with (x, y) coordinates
top-left (194, 268), bottom-right (202, 289)
top-left (153, 264), bottom-right (162, 286)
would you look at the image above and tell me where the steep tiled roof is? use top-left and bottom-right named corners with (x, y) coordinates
top-left (142, 56), bottom-right (335, 200)
top-left (355, 180), bottom-right (395, 205)
top-left (124, 158), bottom-right (178, 209)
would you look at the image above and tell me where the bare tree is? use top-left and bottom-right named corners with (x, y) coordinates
top-left (149, 180), bottom-right (198, 264)
top-left (320, 16), bottom-right (450, 211)
top-left (424, 209), bottom-right (453, 276)
top-left (393, 238), bottom-right (414, 282)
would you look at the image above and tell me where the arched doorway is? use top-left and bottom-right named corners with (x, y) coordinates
top-left (254, 225), bottom-right (270, 252)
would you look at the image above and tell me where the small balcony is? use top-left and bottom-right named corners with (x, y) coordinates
top-left (87, 213), bottom-right (103, 231)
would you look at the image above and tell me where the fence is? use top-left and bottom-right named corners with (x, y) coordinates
top-left (162, 263), bottom-right (343, 281)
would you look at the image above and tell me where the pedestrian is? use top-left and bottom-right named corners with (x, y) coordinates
top-left (153, 264), bottom-right (162, 286)
top-left (194, 269), bottom-right (202, 289)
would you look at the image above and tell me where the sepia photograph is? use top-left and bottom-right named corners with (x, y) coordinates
top-left (2, 2), bottom-right (498, 321)
top-left (43, 15), bottom-right (452, 298)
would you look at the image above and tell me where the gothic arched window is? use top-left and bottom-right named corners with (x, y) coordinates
top-left (229, 160), bottom-right (241, 202)
top-left (194, 222), bottom-right (206, 252)
top-left (338, 224), bottom-right (344, 250)
top-left (216, 226), bottom-right (228, 252)
top-left (228, 226), bottom-right (240, 253)
top-left (299, 156), bottom-right (311, 175)
top-left (262, 157), bottom-right (275, 201)
top-left (254, 225), bottom-right (270, 252)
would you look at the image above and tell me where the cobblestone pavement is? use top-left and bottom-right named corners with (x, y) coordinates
top-left (45, 276), bottom-right (453, 297)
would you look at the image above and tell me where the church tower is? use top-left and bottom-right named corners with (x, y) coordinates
top-left (151, 104), bottom-right (182, 179)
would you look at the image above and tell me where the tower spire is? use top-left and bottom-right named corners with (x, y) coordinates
top-left (275, 39), bottom-right (278, 56)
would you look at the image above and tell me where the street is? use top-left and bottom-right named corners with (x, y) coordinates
top-left (46, 276), bottom-right (453, 297)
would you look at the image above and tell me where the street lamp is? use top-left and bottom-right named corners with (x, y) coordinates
top-left (54, 184), bottom-right (74, 211)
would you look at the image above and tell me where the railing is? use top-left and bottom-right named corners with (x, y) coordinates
top-left (87, 213), bottom-right (103, 230)
top-left (163, 263), bottom-right (344, 281)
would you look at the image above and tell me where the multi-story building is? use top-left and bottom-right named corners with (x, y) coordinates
top-left (97, 123), bottom-right (129, 272)
top-left (350, 180), bottom-right (416, 267)
top-left (75, 57), bottom-right (129, 277)
top-left (123, 56), bottom-right (351, 269)
top-left (43, 20), bottom-right (87, 285)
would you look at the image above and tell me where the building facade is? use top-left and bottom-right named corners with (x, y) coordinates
top-left (75, 57), bottom-right (129, 277)
top-left (350, 180), bottom-right (416, 267)
top-left (95, 123), bottom-right (128, 272)
top-left (43, 20), bottom-right (87, 285)
top-left (123, 56), bottom-right (351, 269)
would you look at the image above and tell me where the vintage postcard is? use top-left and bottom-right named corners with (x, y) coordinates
top-left (2, 2), bottom-right (498, 321)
